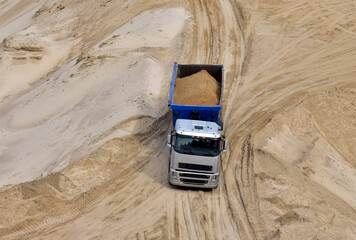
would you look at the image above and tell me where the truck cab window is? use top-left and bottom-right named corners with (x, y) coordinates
top-left (175, 134), bottom-right (220, 157)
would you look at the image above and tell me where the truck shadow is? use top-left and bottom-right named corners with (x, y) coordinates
top-left (136, 112), bottom-right (216, 192)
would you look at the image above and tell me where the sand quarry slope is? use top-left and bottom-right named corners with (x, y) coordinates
top-left (0, 0), bottom-right (356, 239)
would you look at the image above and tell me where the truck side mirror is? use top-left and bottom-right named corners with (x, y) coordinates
top-left (222, 140), bottom-right (228, 153)
top-left (167, 134), bottom-right (172, 148)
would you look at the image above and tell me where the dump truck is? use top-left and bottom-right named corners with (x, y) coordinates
top-left (167, 62), bottom-right (228, 188)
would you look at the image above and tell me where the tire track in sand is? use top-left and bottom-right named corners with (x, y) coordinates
top-left (0, 114), bottom-right (170, 240)
top-left (171, 1), bottom-right (260, 240)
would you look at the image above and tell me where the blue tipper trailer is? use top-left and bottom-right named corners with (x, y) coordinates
top-left (168, 62), bottom-right (224, 128)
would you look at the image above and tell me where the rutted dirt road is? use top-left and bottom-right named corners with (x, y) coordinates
top-left (0, 0), bottom-right (356, 239)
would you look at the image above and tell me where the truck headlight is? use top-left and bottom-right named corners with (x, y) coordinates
top-left (171, 171), bottom-right (178, 179)
top-left (212, 175), bottom-right (218, 182)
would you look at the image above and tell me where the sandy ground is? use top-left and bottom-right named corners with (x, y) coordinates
top-left (0, 0), bottom-right (356, 239)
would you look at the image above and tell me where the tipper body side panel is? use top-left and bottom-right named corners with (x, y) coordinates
top-left (168, 62), bottom-right (224, 126)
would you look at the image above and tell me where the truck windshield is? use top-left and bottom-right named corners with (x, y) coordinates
top-left (174, 134), bottom-right (220, 157)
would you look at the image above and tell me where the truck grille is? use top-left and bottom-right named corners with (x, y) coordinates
top-left (180, 173), bottom-right (210, 179)
top-left (181, 179), bottom-right (207, 185)
top-left (178, 163), bottom-right (212, 171)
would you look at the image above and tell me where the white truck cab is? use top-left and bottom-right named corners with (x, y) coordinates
top-left (167, 119), bottom-right (227, 188)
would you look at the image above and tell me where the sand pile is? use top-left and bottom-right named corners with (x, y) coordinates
top-left (173, 70), bottom-right (221, 106)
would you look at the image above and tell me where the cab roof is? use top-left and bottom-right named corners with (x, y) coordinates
top-left (175, 119), bottom-right (221, 138)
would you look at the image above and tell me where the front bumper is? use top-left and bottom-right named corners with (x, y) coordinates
top-left (168, 168), bottom-right (219, 189)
